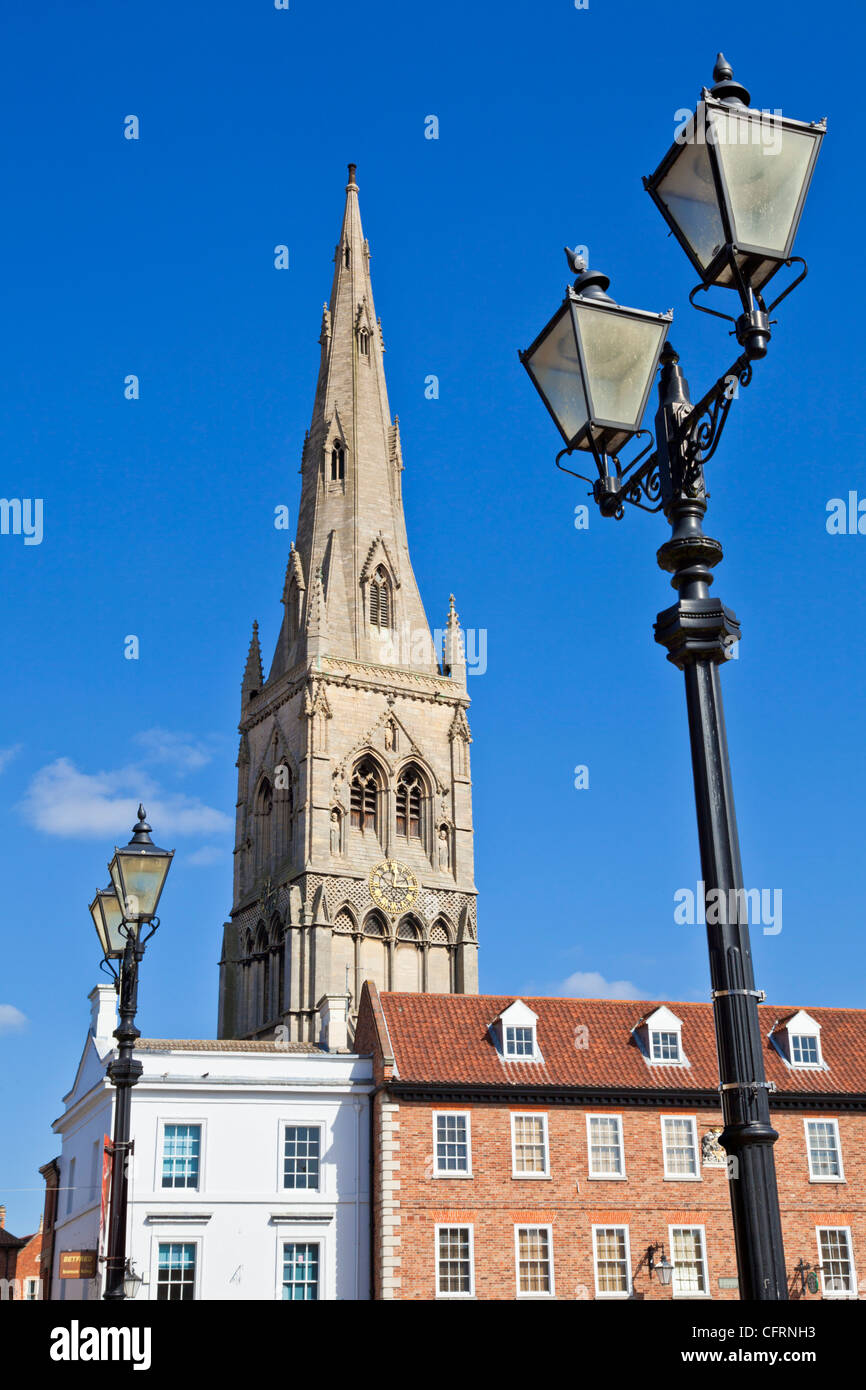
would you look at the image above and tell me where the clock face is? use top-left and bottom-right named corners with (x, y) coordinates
top-left (369, 859), bottom-right (419, 915)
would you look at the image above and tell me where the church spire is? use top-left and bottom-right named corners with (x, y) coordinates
top-left (241, 620), bottom-right (263, 704)
top-left (280, 164), bottom-right (437, 677)
top-left (220, 166), bottom-right (479, 1046)
top-left (443, 594), bottom-right (467, 687)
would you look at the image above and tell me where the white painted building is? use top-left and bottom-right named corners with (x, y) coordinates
top-left (50, 986), bottom-right (372, 1301)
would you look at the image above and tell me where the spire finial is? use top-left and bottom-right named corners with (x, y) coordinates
top-left (347, 162), bottom-right (357, 187)
top-left (242, 620), bottom-right (264, 699)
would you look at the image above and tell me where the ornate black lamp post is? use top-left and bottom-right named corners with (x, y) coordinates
top-left (89, 806), bottom-right (173, 1300)
top-left (520, 56), bottom-right (825, 1301)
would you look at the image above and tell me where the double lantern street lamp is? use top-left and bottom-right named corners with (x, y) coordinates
top-left (521, 55), bottom-right (825, 1302)
top-left (88, 807), bottom-right (174, 1301)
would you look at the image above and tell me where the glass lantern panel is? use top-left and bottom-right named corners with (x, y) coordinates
top-left (524, 308), bottom-right (589, 445)
top-left (101, 892), bottom-right (128, 954)
top-left (111, 850), bottom-right (170, 920)
top-left (655, 135), bottom-right (726, 271)
top-left (710, 112), bottom-right (817, 255)
top-left (573, 303), bottom-right (666, 430)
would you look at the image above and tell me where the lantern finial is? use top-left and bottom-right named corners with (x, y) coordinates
top-left (709, 53), bottom-right (751, 106)
top-left (131, 806), bottom-right (154, 844)
top-left (713, 52), bottom-right (733, 84)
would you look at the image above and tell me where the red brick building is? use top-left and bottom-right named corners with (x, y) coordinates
top-left (355, 987), bottom-right (866, 1301)
top-left (0, 1205), bottom-right (45, 1300)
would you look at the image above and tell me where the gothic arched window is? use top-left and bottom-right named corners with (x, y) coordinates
top-left (350, 757), bottom-right (379, 833)
top-left (254, 922), bottom-right (268, 1026)
top-left (274, 767), bottom-right (293, 860)
top-left (369, 566), bottom-right (391, 629)
top-left (271, 919), bottom-right (284, 1018)
top-left (359, 328), bottom-right (369, 356)
top-left (344, 244), bottom-right (350, 268)
top-left (396, 764), bottom-right (423, 839)
top-left (254, 778), bottom-right (273, 874)
top-left (330, 442), bottom-right (345, 482)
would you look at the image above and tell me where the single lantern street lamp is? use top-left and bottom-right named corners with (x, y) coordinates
top-left (520, 54), bottom-right (826, 1302)
top-left (89, 806), bottom-right (173, 1300)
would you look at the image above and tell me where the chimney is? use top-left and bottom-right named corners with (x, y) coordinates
top-left (0, 1205), bottom-right (5, 1229)
top-left (89, 984), bottom-right (117, 1041)
top-left (317, 993), bottom-right (350, 1052)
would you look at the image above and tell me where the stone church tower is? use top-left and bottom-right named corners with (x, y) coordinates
top-left (218, 166), bottom-right (479, 1044)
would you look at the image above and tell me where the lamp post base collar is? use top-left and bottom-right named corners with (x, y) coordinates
top-left (655, 597), bottom-right (741, 667)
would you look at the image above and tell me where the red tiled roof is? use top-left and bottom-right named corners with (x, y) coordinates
top-left (371, 992), bottom-right (866, 1096)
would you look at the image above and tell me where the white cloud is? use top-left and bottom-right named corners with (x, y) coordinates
top-left (559, 970), bottom-right (644, 1001)
top-left (185, 846), bottom-right (225, 868)
top-left (0, 745), bottom-right (22, 773)
top-left (0, 1004), bottom-right (28, 1035)
top-left (133, 728), bottom-right (218, 774)
top-left (18, 758), bottom-right (231, 839)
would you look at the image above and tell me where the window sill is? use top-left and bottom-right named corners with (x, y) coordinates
top-left (663, 1175), bottom-right (702, 1182)
top-left (586, 1173), bottom-right (628, 1182)
top-left (809, 1176), bottom-right (846, 1184)
top-left (432, 1172), bottom-right (474, 1180)
top-left (511, 1173), bottom-right (552, 1181)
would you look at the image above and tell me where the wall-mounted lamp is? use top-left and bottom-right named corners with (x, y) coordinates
top-left (647, 1243), bottom-right (674, 1287)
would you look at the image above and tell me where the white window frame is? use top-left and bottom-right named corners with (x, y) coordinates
top-left (510, 1112), bottom-right (550, 1179)
top-left (432, 1111), bottom-right (473, 1178)
top-left (280, 1120), bottom-right (325, 1195)
top-left (434, 1223), bottom-right (475, 1299)
top-left (668, 1223), bottom-right (711, 1299)
top-left (149, 1234), bottom-right (202, 1302)
top-left (804, 1117), bottom-right (844, 1183)
top-left (157, 1118), bottom-right (206, 1194)
top-left (790, 1032), bottom-right (822, 1068)
top-left (816, 1226), bottom-right (858, 1300)
top-left (514, 1224), bottom-right (556, 1299)
top-left (279, 1237), bottom-right (323, 1301)
top-left (661, 1114), bottom-right (701, 1181)
top-left (591, 1223), bottom-right (632, 1299)
top-left (585, 1113), bottom-right (626, 1180)
top-left (504, 1024), bottom-right (538, 1059)
top-left (270, 1218), bottom-right (335, 1300)
top-left (650, 1029), bottom-right (682, 1063)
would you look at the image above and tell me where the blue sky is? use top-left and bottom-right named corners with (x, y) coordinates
top-left (1, 0), bottom-right (862, 1232)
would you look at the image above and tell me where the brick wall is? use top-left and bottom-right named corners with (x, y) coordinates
top-left (373, 1099), bottom-right (865, 1300)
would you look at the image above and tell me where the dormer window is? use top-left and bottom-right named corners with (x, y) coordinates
top-left (359, 328), bottom-right (369, 356)
top-left (636, 1006), bottom-right (688, 1068)
top-left (330, 443), bottom-right (345, 482)
top-left (774, 1010), bottom-right (825, 1070)
top-left (792, 1034), bottom-right (820, 1066)
top-left (505, 1027), bottom-right (534, 1057)
top-left (344, 244), bottom-right (350, 268)
top-left (651, 1030), bottom-right (681, 1063)
top-left (491, 1000), bottom-right (542, 1063)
